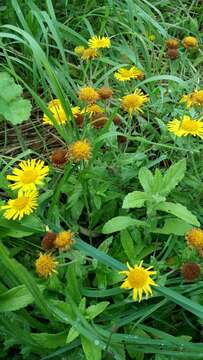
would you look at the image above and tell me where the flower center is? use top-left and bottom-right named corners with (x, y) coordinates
top-left (128, 268), bottom-right (148, 288)
top-left (181, 119), bottom-right (199, 132)
top-left (13, 197), bottom-right (29, 210)
top-left (21, 169), bottom-right (38, 184)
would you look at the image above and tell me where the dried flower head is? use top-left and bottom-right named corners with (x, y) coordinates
top-left (120, 262), bottom-right (157, 302)
top-left (35, 253), bottom-right (57, 278)
top-left (51, 148), bottom-right (68, 167)
top-left (186, 228), bottom-right (203, 249)
top-left (41, 231), bottom-right (56, 250)
top-left (166, 38), bottom-right (179, 49)
top-left (183, 36), bottom-right (198, 49)
top-left (91, 113), bottom-right (108, 128)
top-left (166, 48), bottom-right (179, 60)
top-left (79, 86), bottom-right (99, 103)
top-left (97, 87), bottom-right (113, 100)
top-left (54, 230), bottom-right (74, 251)
top-left (113, 115), bottom-right (121, 126)
top-left (68, 139), bottom-right (91, 162)
top-left (181, 262), bottom-right (200, 281)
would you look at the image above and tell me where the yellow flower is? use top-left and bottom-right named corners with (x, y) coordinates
top-left (1, 190), bottom-right (38, 221)
top-left (186, 228), bottom-right (203, 249)
top-left (183, 36), bottom-right (198, 49)
top-left (165, 38), bottom-right (179, 49)
top-left (74, 46), bottom-right (85, 55)
top-left (192, 90), bottom-right (203, 107)
top-left (121, 89), bottom-right (149, 115)
top-left (79, 86), bottom-right (99, 103)
top-left (180, 94), bottom-right (194, 108)
top-left (167, 115), bottom-right (203, 139)
top-left (180, 90), bottom-right (203, 108)
top-left (120, 262), bottom-right (157, 302)
top-left (54, 230), bottom-right (74, 251)
top-left (7, 159), bottom-right (49, 192)
top-left (82, 48), bottom-right (98, 60)
top-left (88, 36), bottom-right (111, 49)
top-left (43, 99), bottom-right (67, 126)
top-left (35, 253), bottom-right (58, 278)
top-left (147, 34), bottom-right (156, 42)
top-left (68, 139), bottom-right (91, 162)
top-left (114, 67), bottom-right (144, 81)
top-left (85, 104), bottom-right (104, 116)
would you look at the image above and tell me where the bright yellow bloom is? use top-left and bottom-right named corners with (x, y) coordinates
top-left (54, 230), bottom-right (74, 251)
top-left (7, 159), bottom-right (49, 192)
top-left (85, 104), bottom-right (104, 116)
top-left (183, 36), bottom-right (198, 49)
top-left (121, 89), bottom-right (149, 115)
top-left (79, 86), bottom-right (99, 103)
top-left (167, 115), bottom-right (203, 139)
top-left (114, 67), bottom-right (144, 81)
top-left (180, 90), bottom-right (203, 108)
top-left (88, 36), bottom-right (111, 49)
top-left (1, 190), bottom-right (38, 221)
top-left (74, 46), bottom-right (85, 55)
top-left (43, 99), bottom-right (68, 126)
top-left (82, 48), bottom-right (98, 60)
top-left (120, 262), bottom-right (157, 302)
top-left (186, 228), bottom-right (203, 249)
top-left (35, 253), bottom-right (57, 278)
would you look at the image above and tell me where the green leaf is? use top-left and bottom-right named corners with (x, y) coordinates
top-left (3, 98), bottom-right (32, 125)
top-left (0, 72), bottom-right (22, 102)
top-left (151, 218), bottom-right (193, 235)
top-left (138, 167), bottom-right (154, 193)
top-left (120, 229), bottom-right (136, 261)
top-left (86, 301), bottom-right (109, 320)
top-left (156, 202), bottom-right (200, 226)
top-left (0, 285), bottom-right (42, 312)
top-left (102, 216), bottom-right (145, 234)
top-left (0, 72), bottom-right (31, 125)
top-left (32, 331), bottom-right (67, 349)
top-left (161, 159), bottom-right (186, 196)
top-left (122, 191), bottom-right (149, 208)
top-left (66, 327), bottom-right (79, 344)
top-left (81, 336), bottom-right (101, 360)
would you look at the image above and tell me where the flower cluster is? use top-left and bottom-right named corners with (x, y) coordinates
top-left (1, 159), bottom-right (49, 220)
top-left (36, 230), bottom-right (74, 278)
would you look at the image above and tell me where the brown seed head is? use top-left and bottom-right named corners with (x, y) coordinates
top-left (51, 148), bottom-right (68, 166)
top-left (41, 231), bottom-right (56, 250)
top-left (181, 262), bottom-right (200, 281)
top-left (166, 48), bottom-right (179, 60)
top-left (98, 87), bottom-right (113, 100)
top-left (113, 115), bottom-right (121, 126)
top-left (91, 113), bottom-right (108, 128)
